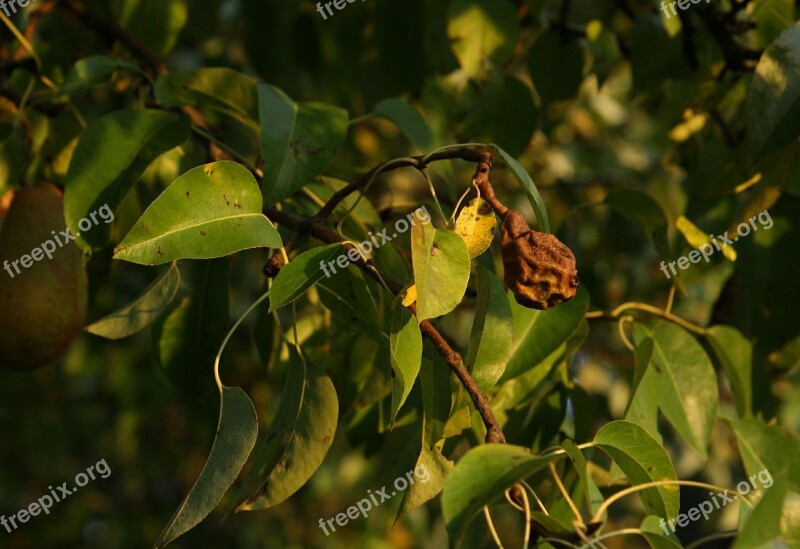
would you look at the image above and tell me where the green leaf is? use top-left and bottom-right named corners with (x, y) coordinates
top-left (317, 267), bottom-right (384, 342)
top-left (398, 358), bottom-right (453, 517)
top-left (121, 0), bottom-right (187, 57)
top-left (561, 439), bottom-right (604, 516)
top-left (56, 56), bottom-right (141, 97)
top-left (152, 259), bottom-right (228, 400)
top-left (442, 444), bottom-right (554, 539)
top-left (605, 189), bottom-right (670, 258)
top-left (501, 285), bottom-right (588, 382)
top-left (420, 357), bottom-right (452, 448)
top-left (398, 444), bottom-right (452, 518)
top-left (389, 300), bottom-right (423, 421)
top-left (155, 386), bottom-right (257, 548)
top-left (447, 0), bottom-right (519, 77)
top-left (258, 83), bottom-right (348, 206)
top-left (114, 161), bottom-right (282, 265)
top-left (154, 68), bottom-right (259, 130)
top-left (706, 325), bottom-right (753, 418)
top-left (374, 98), bottom-right (435, 151)
top-left (237, 349), bottom-right (337, 511)
top-left (85, 263), bottom-right (181, 339)
top-left (639, 515), bottom-right (682, 548)
top-left (488, 143), bottom-right (550, 232)
top-left (269, 244), bottom-right (345, 312)
top-left (624, 338), bottom-right (662, 443)
top-left (411, 222), bottom-right (470, 321)
top-left (749, 23), bottom-right (800, 160)
top-left (726, 417), bottom-right (800, 490)
top-left (632, 320), bottom-right (718, 458)
top-left (65, 109), bottom-right (190, 250)
top-left (733, 480), bottom-right (788, 549)
top-left (528, 30), bottom-right (585, 104)
top-left (727, 418), bottom-right (800, 546)
top-left (493, 320), bottom-right (588, 422)
top-left (467, 266), bottom-right (513, 392)
top-left (593, 420), bottom-right (679, 519)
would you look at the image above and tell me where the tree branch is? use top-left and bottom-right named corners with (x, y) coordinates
top-left (264, 151), bottom-right (509, 444)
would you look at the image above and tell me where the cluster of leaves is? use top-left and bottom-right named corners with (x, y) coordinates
top-left (1, 0), bottom-right (800, 547)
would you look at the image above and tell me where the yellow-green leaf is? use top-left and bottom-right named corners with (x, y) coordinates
top-left (454, 197), bottom-right (497, 258)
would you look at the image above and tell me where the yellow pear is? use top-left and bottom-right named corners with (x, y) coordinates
top-left (0, 183), bottom-right (88, 370)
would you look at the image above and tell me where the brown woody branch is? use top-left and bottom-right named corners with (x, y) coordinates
top-left (266, 179), bottom-right (507, 444)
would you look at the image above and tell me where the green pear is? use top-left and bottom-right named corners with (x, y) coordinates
top-left (0, 182), bottom-right (88, 370)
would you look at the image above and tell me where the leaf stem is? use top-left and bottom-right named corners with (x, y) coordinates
top-left (608, 302), bottom-right (707, 335)
top-left (213, 290), bottom-right (271, 391)
top-left (590, 479), bottom-right (744, 525)
top-left (484, 506), bottom-right (506, 549)
top-left (549, 462), bottom-right (584, 527)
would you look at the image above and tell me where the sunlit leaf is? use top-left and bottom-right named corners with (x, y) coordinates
top-left (411, 222), bottom-right (470, 321)
top-left (389, 300), bottom-right (423, 421)
top-left (114, 161), bottom-right (282, 265)
top-left (454, 197), bottom-right (497, 258)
